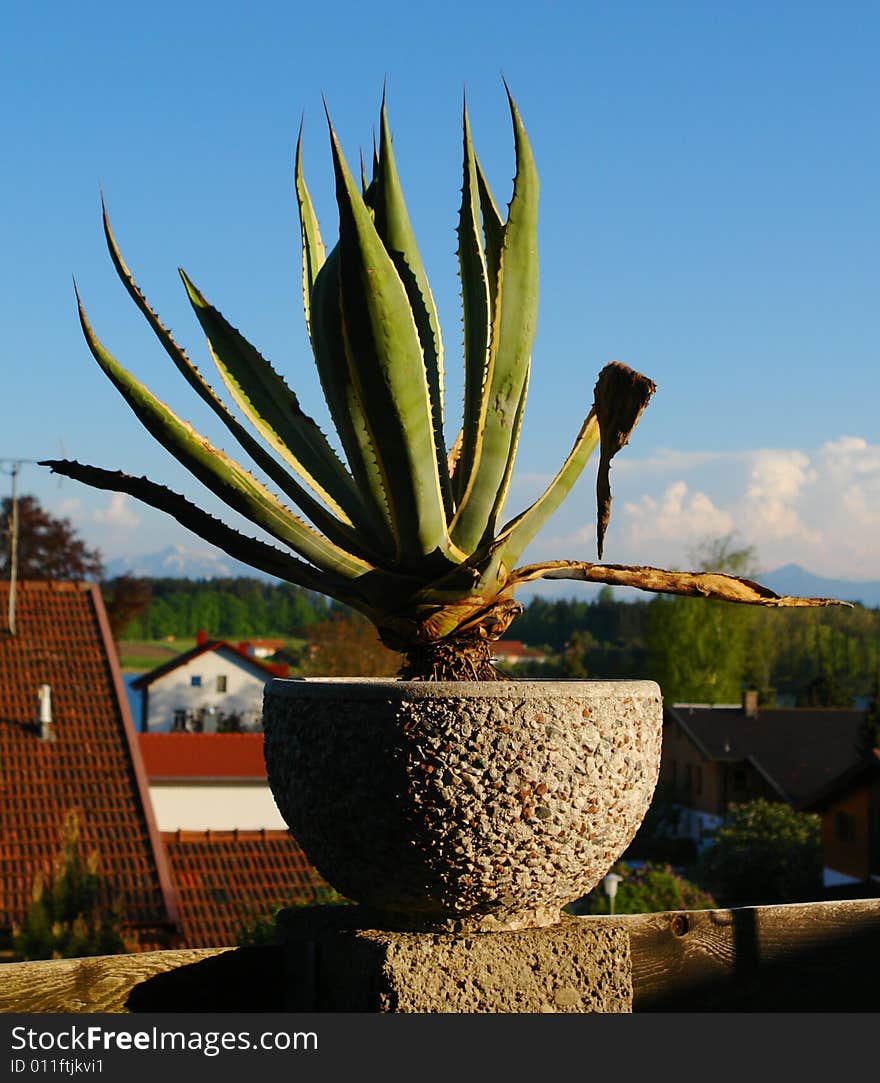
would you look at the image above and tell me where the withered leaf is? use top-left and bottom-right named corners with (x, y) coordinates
top-left (509, 559), bottom-right (850, 608)
top-left (592, 361), bottom-right (656, 559)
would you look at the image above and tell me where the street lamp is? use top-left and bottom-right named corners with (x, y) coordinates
top-left (603, 871), bottom-right (624, 915)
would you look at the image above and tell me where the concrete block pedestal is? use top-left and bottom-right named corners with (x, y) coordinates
top-left (277, 906), bottom-right (632, 1013)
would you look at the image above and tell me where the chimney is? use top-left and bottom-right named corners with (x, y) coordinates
top-left (38, 684), bottom-right (54, 741)
top-left (196, 629), bottom-right (208, 646)
top-left (743, 689), bottom-right (759, 719)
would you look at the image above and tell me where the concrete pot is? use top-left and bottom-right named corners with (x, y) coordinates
top-left (263, 678), bottom-right (662, 932)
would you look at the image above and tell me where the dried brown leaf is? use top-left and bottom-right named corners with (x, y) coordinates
top-left (592, 362), bottom-right (656, 559)
top-left (509, 560), bottom-right (851, 608)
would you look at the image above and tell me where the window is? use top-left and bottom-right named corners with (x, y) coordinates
top-left (216, 675), bottom-right (227, 693)
top-left (694, 765), bottom-right (702, 795)
top-left (732, 766), bottom-right (747, 790)
top-left (190, 675), bottom-right (202, 687)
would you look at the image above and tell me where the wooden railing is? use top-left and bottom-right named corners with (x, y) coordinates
top-left (618, 896), bottom-right (880, 1010)
top-left (2, 897), bottom-right (879, 1013)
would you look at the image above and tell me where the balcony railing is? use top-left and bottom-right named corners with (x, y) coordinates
top-left (2, 897), bottom-right (879, 1013)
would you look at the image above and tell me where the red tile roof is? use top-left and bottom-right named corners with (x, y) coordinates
top-left (131, 640), bottom-right (287, 689)
top-left (0, 582), bottom-right (179, 951)
top-left (161, 829), bottom-right (337, 948)
top-left (492, 640), bottom-right (546, 659)
top-left (139, 733), bottom-right (268, 780)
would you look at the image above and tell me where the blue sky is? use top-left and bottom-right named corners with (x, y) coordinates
top-left (2, 1), bottom-right (878, 586)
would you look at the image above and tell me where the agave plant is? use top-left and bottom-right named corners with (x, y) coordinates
top-left (43, 88), bottom-right (843, 679)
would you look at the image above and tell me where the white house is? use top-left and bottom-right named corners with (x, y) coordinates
top-left (131, 636), bottom-right (287, 733)
top-left (138, 732), bottom-right (288, 831)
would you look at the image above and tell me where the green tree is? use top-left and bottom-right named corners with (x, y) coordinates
top-left (568, 861), bottom-right (716, 915)
top-left (697, 799), bottom-right (822, 907)
top-left (235, 884), bottom-right (349, 946)
top-left (646, 535), bottom-right (758, 703)
top-left (557, 628), bottom-right (595, 677)
top-left (12, 810), bottom-right (128, 961)
top-left (796, 670), bottom-right (849, 708)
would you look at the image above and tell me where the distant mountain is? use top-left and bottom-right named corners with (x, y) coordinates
top-left (760, 564), bottom-right (880, 608)
top-left (104, 544), bottom-right (278, 582)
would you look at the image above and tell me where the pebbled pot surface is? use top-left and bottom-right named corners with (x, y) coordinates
top-left (263, 678), bottom-right (662, 932)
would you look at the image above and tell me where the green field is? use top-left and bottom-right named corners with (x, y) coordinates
top-left (117, 636), bottom-right (305, 673)
top-left (117, 638), bottom-right (198, 672)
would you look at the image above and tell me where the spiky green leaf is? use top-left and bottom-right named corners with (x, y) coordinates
top-left (329, 115), bottom-right (458, 567)
top-left (40, 460), bottom-right (365, 604)
top-left (309, 244), bottom-right (395, 546)
top-left (373, 93), bottom-right (452, 518)
top-left (294, 125), bottom-right (327, 342)
top-left (75, 289), bottom-right (374, 581)
top-left (100, 203), bottom-right (375, 557)
top-left (475, 154), bottom-right (504, 313)
top-left (451, 89), bottom-right (539, 552)
top-left (455, 101), bottom-right (492, 507)
top-left (179, 269), bottom-right (373, 535)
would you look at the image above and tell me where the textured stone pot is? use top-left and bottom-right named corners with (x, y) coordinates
top-left (263, 678), bottom-right (662, 932)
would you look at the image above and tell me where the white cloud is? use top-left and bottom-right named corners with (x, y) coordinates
top-left (742, 449), bottom-right (820, 542)
top-left (515, 436), bottom-right (880, 580)
top-left (613, 448), bottom-right (737, 476)
top-left (92, 493), bottom-right (140, 529)
top-left (622, 481), bottom-right (735, 558)
top-left (56, 497), bottom-right (83, 518)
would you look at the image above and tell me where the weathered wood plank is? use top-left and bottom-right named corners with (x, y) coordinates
top-left (613, 897), bottom-right (880, 1011)
top-left (0, 948), bottom-right (232, 1014)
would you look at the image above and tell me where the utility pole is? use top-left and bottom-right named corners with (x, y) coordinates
top-left (8, 461), bottom-right (19, 634)
top-left (2, 459), bottom-right (39, 635)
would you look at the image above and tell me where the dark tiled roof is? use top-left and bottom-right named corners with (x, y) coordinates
top-left (667, 704), bottom-right (867, 804)
top-left (802, 748), bottom-right (880, 810)
top-left (162, 830), bottom-right (334, 948)
top-left (139, 733), bottom-right (268, 779)
top-left (131, 641), bottom-right (287, 689)
top-left (0, 582), bottom-right (178, 949)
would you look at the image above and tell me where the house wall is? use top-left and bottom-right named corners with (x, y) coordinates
top-left (720, 761), bottom-right (781, 810)
top-left (659, 722), bottom-right (718, 814)
top-left (820, 784), bottom-right (872, 883)
top-left (659, 719), bottom-right (782, 848)
top-left (143, 650), bottom-right (268, 732)
top-left (148, 783), bottom-right (288, 831)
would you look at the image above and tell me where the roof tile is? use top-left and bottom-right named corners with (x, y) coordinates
top-left (139, 733), bottom-right (268, 779)
top-left (162, 830), bottom-right (337, 947)
top-left (0, 582), bottom-right (177, 950)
